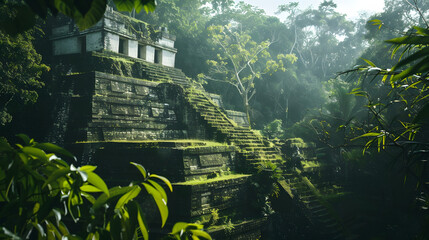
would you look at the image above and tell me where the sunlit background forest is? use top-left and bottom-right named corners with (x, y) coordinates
top-left (1, 0), bottom-right (429, 239)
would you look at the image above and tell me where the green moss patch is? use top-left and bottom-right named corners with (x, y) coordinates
top-left (174, 174), bottom-right (251, 185)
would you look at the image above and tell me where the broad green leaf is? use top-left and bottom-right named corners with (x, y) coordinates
top-left (16, 133), bottom-right (31, 146)
top-left (142, 182), bottom-right (168, 227)
top-left (190, 229), bottom-right (212, 240)
top-left (80, 184), bottom-right (103, 192)
top-left (50, 158), bottom-right (70, 168)
top-left (93, 186), bottom-right (133, 210)
top-left (81, 192), bottom-right (96, 204)
top-left (134, 0), bottom-right (156, 13)
top-left (57, 221), bottom-right (70, 235)
top-left (136, 202), bottom-right (149, 240)
top-left (43, 168), bottom-right (71, 189)
top-left (185, 223), bottom-right (204, 231)
top-left (149, 174), bottom-right (173, 192)
top-left (87, 172), bottom-right (109, 196)
top-left (35, 142), bottom-right (75, 160)
top-left (171, 222), bottom-right (189, 235)
top-left (80, 165), bottom-right (97, 172)
top-left (21, 146), bottom-right (48, 161)
top-left (130, 162), bottom-right (147, 179)
top-left (55, 0), bottom-right (107, 30)
top-left (147, 179), bottom-right (167, 203)
top-left (115, 185), bottom-right (141, 209)
top-left (143, 1), bottom-right (156, 13)
top-left (113, 0), bottom-right (134, 11)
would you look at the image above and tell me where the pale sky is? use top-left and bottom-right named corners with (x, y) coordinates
top-left (241, 0), bottom-right (385, 20)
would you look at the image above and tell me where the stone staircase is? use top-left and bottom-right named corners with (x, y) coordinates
top-left (182, 87), bottom-right (283, 170)
top-left (139, 61), bottom-right (192, 87)
top-left (280, 172), bottom-right (357, 240)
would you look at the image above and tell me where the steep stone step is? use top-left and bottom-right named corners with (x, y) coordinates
top-left (184, 86), bottom-right (283, 169)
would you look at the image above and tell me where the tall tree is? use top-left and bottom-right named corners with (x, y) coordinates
top-left (204, 24), bottom-right (294, 125)
top-left (0, 4), bottom-right (49, 126)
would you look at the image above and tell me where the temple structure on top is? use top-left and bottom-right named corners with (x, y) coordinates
top-left (51, 7), bottom-right (176, 67)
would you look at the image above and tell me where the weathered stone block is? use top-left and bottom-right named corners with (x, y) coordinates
top-left (199, 153), bottom-right (225, 167)
top-left (135, 85), bottom-right (150, 95)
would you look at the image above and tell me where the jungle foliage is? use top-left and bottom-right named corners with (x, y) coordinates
top-left (0, 4), bottom-right (49, 126)
top-left (0, 134), bottom-right (210, 240)
top-left (0, 0), bottom-right (156, 34)
top-left (2, 0), bottom-right (429, 238)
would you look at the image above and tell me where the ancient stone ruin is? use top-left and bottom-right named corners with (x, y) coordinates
top-left (48, 8), bottom-right (349, 239)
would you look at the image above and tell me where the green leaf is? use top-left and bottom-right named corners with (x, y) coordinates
top-left (57, 221), bottom-right (70, 235)
top-left (114, 0), bottom-right (134, 12)
top-left (81, 192), bottom-right (96, 204)
top-left (386, 35), bottom-right (429, 45)
top-left (21, 146), bottom-right (48, 161)
top-left (16, 133), bottom-right (31, 146)
top-left (87, 172), bottom-right (109, 197)
top-left (142, 1), bottom-right (156, 13)
top-left (115, 185), bottom-right (141, 209)
top-left (414, 26), bottom-right (429, 36)
top-left (351, 132), bottom-right (382, 141)
top-left (134, 0), bottom-right (156, 13)
top-left (142, 182), bottom-right (168, 227)
top-left (361, 58), bottom-right (376, 67)
top-left (45, 219), bottom-right (62, 239)
top-left (93, 186), bottom-right (133, 210)
top-left (147, 179), bottom-right (167, 204)
top-left (43, 168), bottom-right (71, 189)
top-left (80, 165), bottom-right (97, 172)
top-left (130, 162), bottom-right (147, 179)
top-left (392, 56), bottom-right (429, 81)
top-left (391, 47), bottom-right (429, 71)
top-left (35, 143), bottom-right (75, 161)
top-left (80, 184), bottom-right (103, 192)
top-left (55, 0), bottom-right (107, 30)
top-left (149, 174), bottom-right (173, 192)
top-left (190, 229), bottom-right (212, 240)
top-left (136, 202), bottom-right (149, 240)
top-left (171, 222), bottom-right (189, 235)
top-left (185, 223), bottom-right (204, 231)
top-left (50, 158), bottom-right (70, 168)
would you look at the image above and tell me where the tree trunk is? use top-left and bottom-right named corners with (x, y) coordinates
top-left (243, 94), bottom-right (251, 129)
